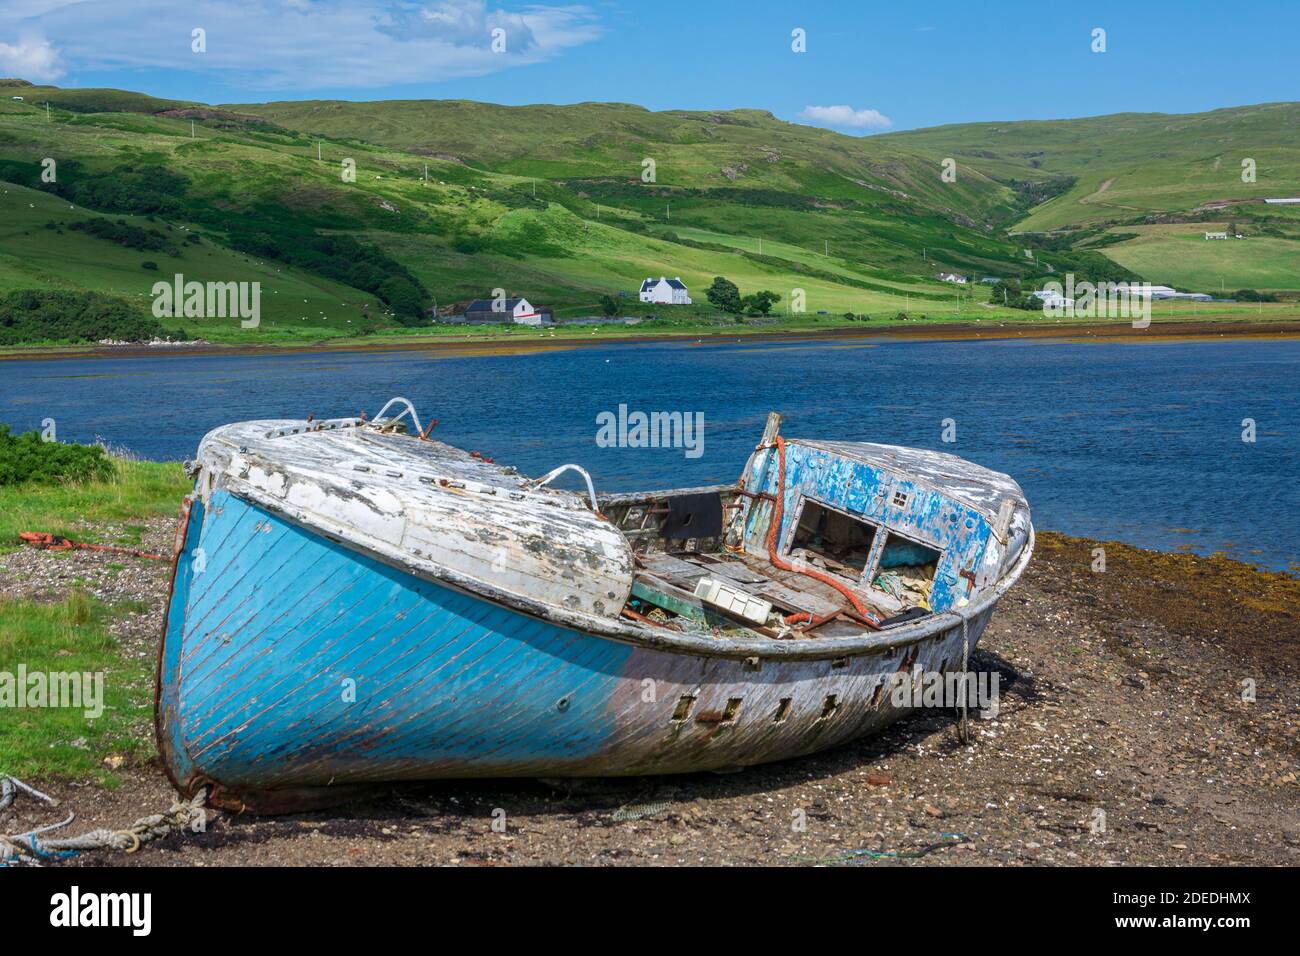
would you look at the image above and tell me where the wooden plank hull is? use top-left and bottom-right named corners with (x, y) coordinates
top-left (157, 489), bottom-right (1000, 809)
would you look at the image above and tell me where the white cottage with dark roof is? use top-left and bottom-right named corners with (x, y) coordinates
top-left (463, 296), bottom-right (552, 325)
top-left (639, 277), bottom-right (691, 305)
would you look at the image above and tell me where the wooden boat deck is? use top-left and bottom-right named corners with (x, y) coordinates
top-left (633, 549), bottom-right (888, 639)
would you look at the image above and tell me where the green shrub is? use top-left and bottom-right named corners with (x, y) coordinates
top-left (69, 217), bottom-right (174, 252)
top-left (0, 425), bottom-right (114, 486)
top-left (1233, 289), bottom-right (1278, 302)
top-left (0, 289), bottom-right (165, 345)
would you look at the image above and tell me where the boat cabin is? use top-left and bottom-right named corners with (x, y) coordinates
top-left (599, 416), bottom-right (1028, 640)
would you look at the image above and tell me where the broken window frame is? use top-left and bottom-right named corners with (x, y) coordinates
top-left (781, 495), bottom-right (881, 588)
top-left (781, 495), bottom-right (946, 600)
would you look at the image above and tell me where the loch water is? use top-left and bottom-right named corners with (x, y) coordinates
top-left (2, 335), bottom-right (1296, 571)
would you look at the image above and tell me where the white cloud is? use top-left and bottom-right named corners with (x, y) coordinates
top-left (798, 104), bottom-right (893, 132)
top-left (0, 0), bottom-right (601, 91)
top-left (0, 33), bottom-right (64, 83)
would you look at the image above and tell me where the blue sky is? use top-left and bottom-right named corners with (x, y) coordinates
top-left (1, 0), bottom-right (1295, 131)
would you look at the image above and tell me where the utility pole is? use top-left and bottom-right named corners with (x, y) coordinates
top-left (824, 239), bottom-right (828, 256)
top-left (666, 202), bottom-right (670, 220)
top-left (45, 102), bottom-right (50, 122)
top-left (191, 120), bottom-right (195, 138)
top-left (758, 237), bottom-right (762, 254)
top-left (317, 141), bottom-right (321, 162)
top-left (423, 164), bottom-right (427, 181)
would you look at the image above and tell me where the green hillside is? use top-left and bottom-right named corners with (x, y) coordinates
top-left (0, 183), bottom-right (373, 342)
top-left (1099, 223), bottom-right (1299, 293)
top-left (877, 103), bottom-right (1300, 231)
top-left (229, 96), bottom-right (1057, 280)
top-left (0, 82), bottom-right (1295, 349)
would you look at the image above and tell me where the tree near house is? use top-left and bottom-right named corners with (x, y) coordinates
top-left (599, 293), bottom-right (622, 318)
top-left (742, 290), bottom-right (781, 315)
top-left (377, 276), bottom-right (425, 322)
top-left (705, 276), bottom-right (742, 314)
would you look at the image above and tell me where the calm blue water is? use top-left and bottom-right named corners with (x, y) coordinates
top-left (2, 337), bottom-right (1296, 571)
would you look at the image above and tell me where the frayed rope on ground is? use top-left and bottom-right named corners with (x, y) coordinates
top-left (1, 774), bottom-right (210, 866)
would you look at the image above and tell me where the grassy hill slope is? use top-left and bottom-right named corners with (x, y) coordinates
top-left (1099, 223), bottom-right (1299, 293)
top-left (0, 85), bottom-right (1041, 338)
top-left (0, 82), bottom-right (1295, 350)
top-left (0, 183), bottom-right (373, 342)
top-left (876, 102), bottom-right (1300, 233)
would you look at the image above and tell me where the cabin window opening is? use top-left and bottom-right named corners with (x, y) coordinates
top-left (722, 698), bottom-right (743, 723)
top-left (892, 491), bottom-right (909, 507)
top-left (819, 694), bottom-right (839, 720)
top-left (788, 499), bottom-right (878, 581)
top-left (870, 532), bottom-right (943, 613)
top-left (773, 698), bottom-right (793, 723)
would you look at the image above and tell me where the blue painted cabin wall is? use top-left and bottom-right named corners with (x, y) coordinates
top-left (740, 443), bottom-right (992, 611)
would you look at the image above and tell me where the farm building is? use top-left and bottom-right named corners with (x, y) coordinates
top-left (936, 272), bottom-right (968, 284)
top-left (463, 297), bottom-right (553, 326)
top-left (1147, 286), bottom-right (1212, 302)
top-left (639, 277), bottom-right (691, 305)
top-left (1032, 290), bottom-right (1074, 308)
top-left (1205, 232), bottom-right (1228, 240)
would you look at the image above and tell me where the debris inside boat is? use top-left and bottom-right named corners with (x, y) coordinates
top-left (155, 398), bottom-right (1033, 811)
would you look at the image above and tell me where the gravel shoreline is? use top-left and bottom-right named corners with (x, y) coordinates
top-left (2, 516), bottom-right (1296, 867)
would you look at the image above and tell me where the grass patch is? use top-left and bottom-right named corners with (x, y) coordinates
top-left (0, 591), bottom-right (154, 783)
top-left (0, 457), bottom-right (189, 554)
top-left (1099, 224), bottom-right (1300, 292)
top-left (0, 423), bottom-right (115, 484)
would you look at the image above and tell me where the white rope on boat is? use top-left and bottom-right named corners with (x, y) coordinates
top-left (958, 614), bottom-right (971, 745)
top-left (0, 774), bottom-right (210, 866)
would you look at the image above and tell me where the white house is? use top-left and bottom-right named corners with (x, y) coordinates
top-left (1032, 289), bottom-right (1074, 308)
top-left (1205, 231), bottom-right (1227, 240)
top-left (463, 296), bottom-right (551, 325)
top-left (639, 277), bottom-right (691, 305)
top-left (936, 272), bottom-right (968, 284)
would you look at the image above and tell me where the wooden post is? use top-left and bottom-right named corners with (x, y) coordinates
top-left (760, 410), bottom-right (783, 447)
top-left (730, 411), bottom-right (785, 548)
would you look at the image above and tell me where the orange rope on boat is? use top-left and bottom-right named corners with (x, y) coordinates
top-left (762, 436), bottom-right (881, 631)
top-left (18, 531), bottom-right (164, 561)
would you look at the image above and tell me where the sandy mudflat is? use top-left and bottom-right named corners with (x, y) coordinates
top-left (4, 316), bottom-right (1300, 364)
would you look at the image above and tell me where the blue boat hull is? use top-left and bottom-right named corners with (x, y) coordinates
top-left (156, 490), bottom-right (996, 809)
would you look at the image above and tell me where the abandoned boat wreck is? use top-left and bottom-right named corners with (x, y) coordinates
top-left (156, 399), bottom-right (1033, 810)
